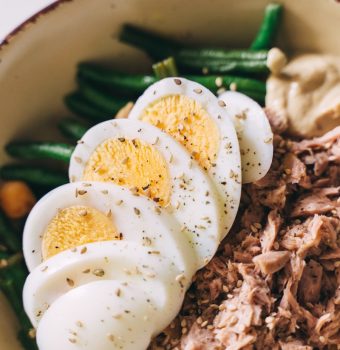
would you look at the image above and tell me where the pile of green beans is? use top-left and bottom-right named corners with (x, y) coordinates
top-left (0, 4), bottom-right (283, 350)
top-left (119, 3), bottom-right (282, 75)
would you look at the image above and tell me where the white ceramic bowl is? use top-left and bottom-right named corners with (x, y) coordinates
top-left (0, 0), bottom-right (339, 348)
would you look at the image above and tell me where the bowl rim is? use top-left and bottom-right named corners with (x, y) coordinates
top-left (0, 0), bottom-right (73, 51)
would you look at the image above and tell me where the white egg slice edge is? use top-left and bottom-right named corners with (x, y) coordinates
top-left (23, 181), bottom-right (196, 279)
top-left (36, 280), bottom-right (156, 350)
top-left (218, 91), bottom-right (273, 183)
top-left (69, 119), bottom-right (222, 268)
top-left (128, 77), bottom-right (242, 238)
top-left (24, 240), bottom-right (185, 334)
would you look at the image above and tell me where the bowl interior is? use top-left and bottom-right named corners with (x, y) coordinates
top-left (0, 0), bottom-right (339, 348)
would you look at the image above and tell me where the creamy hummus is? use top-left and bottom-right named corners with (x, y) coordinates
top-left (266, 54), bottom-right (340, 137)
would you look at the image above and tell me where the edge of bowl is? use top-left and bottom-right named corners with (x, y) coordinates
top-left (0, 0), bottom-right (74, 50)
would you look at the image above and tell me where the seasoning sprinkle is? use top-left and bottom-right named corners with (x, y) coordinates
top-left (215, 77), bottom-right (223, 87)
top-left (92, 268), bottom-right (105, 277)
top-left (230, 82), bottom-right (237, 91)
top-left (134, 207), bottom-right (141, 216)
top-left (78, 209), bottom-right (88, 217)
top-left (142, 237), bottom-right (153, 246)
top-left (76, 321), bottom-right (83, 328)
top-left (74, 156), bottom-right (83, 164)
top-left (76, 189), bottom-right (87, 196)
top-left (201, 320), bottom-right (208, 328)
top-left (153, 206), bottom-right (161, 214)
top-left (107, 333), bottom-right (115, 342)
top-left (176, 273), bottom-right (185, 283)
top-left (28, 328), bottom-right (36, 339)
top-left (66, 278), bottom-right (75, 287)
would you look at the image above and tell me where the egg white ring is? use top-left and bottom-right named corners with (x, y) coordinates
top-left (36, 280), bottom-right (156, 350)
top-left (69, 119), bottom-right (222, 268)
top-left (129, 77), bottom-right (242, 238)
top-left (24, 240), bottom-right (184, 333)
top-left (23, 181), bottom-right (195, 278)
top-left (219, 91), bottom-right (273, 183)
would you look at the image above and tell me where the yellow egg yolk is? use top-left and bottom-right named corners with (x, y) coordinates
top-left (42, 205), bottom-right (119, 260)
top-left (83, 138), bottom-right (171, 207)
top-left (139, 94), bottom-right (220, 170)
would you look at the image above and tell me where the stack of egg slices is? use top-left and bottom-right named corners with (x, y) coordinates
top-left (23, 78), bottom-right (273, 350)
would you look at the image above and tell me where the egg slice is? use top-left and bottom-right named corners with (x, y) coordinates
top-left (24, 240), bottom-right (185, 333)
top-left (128, 77), bottom-right (242, 238)
top-left (23, 181), bottom-right (195, 280)
top-left (218, 91), bottom-right (273, 183)
top-left (36, 280), bottom-right (156, 350)
top-left (69, 119), bottom-right (221, 268)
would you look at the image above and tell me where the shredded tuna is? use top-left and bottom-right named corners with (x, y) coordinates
top-left (253, 251), bottom-right (290, 274)
top-left (260, 209), bottom-right (282, 252)
top-left (150, 126), bottom-right (340, 350)
top-left (291, 194), bottom-right (337, 217)
top-left (283, 153), bottom-right (310, 186)
top-left (291, 126), bottom-right (340, 154)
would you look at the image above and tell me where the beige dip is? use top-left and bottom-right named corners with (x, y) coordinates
top-left (266, 54), bottom-right (340, 137)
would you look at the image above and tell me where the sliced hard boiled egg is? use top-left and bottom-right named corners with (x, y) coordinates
top-left (24, 240), bottom-right (185, 333)
top-left (23, 181), bottom-right (195, 279)
top-left (36, 280), bottom-right (156, 350)
top-left (69, 119), bottom-right (222, 268)
top-left (129, 77), bottom-right (242, 238)
top-left (218, 91), bottom-right (273, 183)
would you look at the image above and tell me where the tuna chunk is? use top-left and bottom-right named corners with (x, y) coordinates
top-left (253, 251), bottom-right (290, 274)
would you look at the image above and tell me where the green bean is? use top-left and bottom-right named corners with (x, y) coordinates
top-left (58, 118), bottom-right (90, 141)
top-left (250, 3), bottom-right (283, 50)
top-left (0, 165), bottom-right (68, 187)
top-left (152, 57), bottom-right (179, 79)
top-left (0, 278), bottom-right (23, 317)
top-left (240, 90), bottom-right (265, 105)
top-left (18, 329), bottom-right (38, 350)
top-left (78, 77), bottom-right (130, 115)
top-left (78, 63), bottom-right (265, 95)
top-left (0, 251), bottom-right (10, 259)
top-left (78, 63), bottom-right (156, 95)
top-left (0, 254), bottom-right (25, 311)
top-left (64, 92), bottom-right (109, 122)
top-left (0, 253), bottom-right (37, 349)
top-left (0, 211), bottom-right (21, 252)
top-left (119, 24), bottom-right (179, 60)
top-left (176, 49), bottom-right (268, 61)
top-left (178, 57), bottom-right (269, 75)
top-left (185, 75), bottom-right (266, 95)
top-left (0, 254), bottom-right (26, 291)
top-left (5, 142), bottom-right (74, 163)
